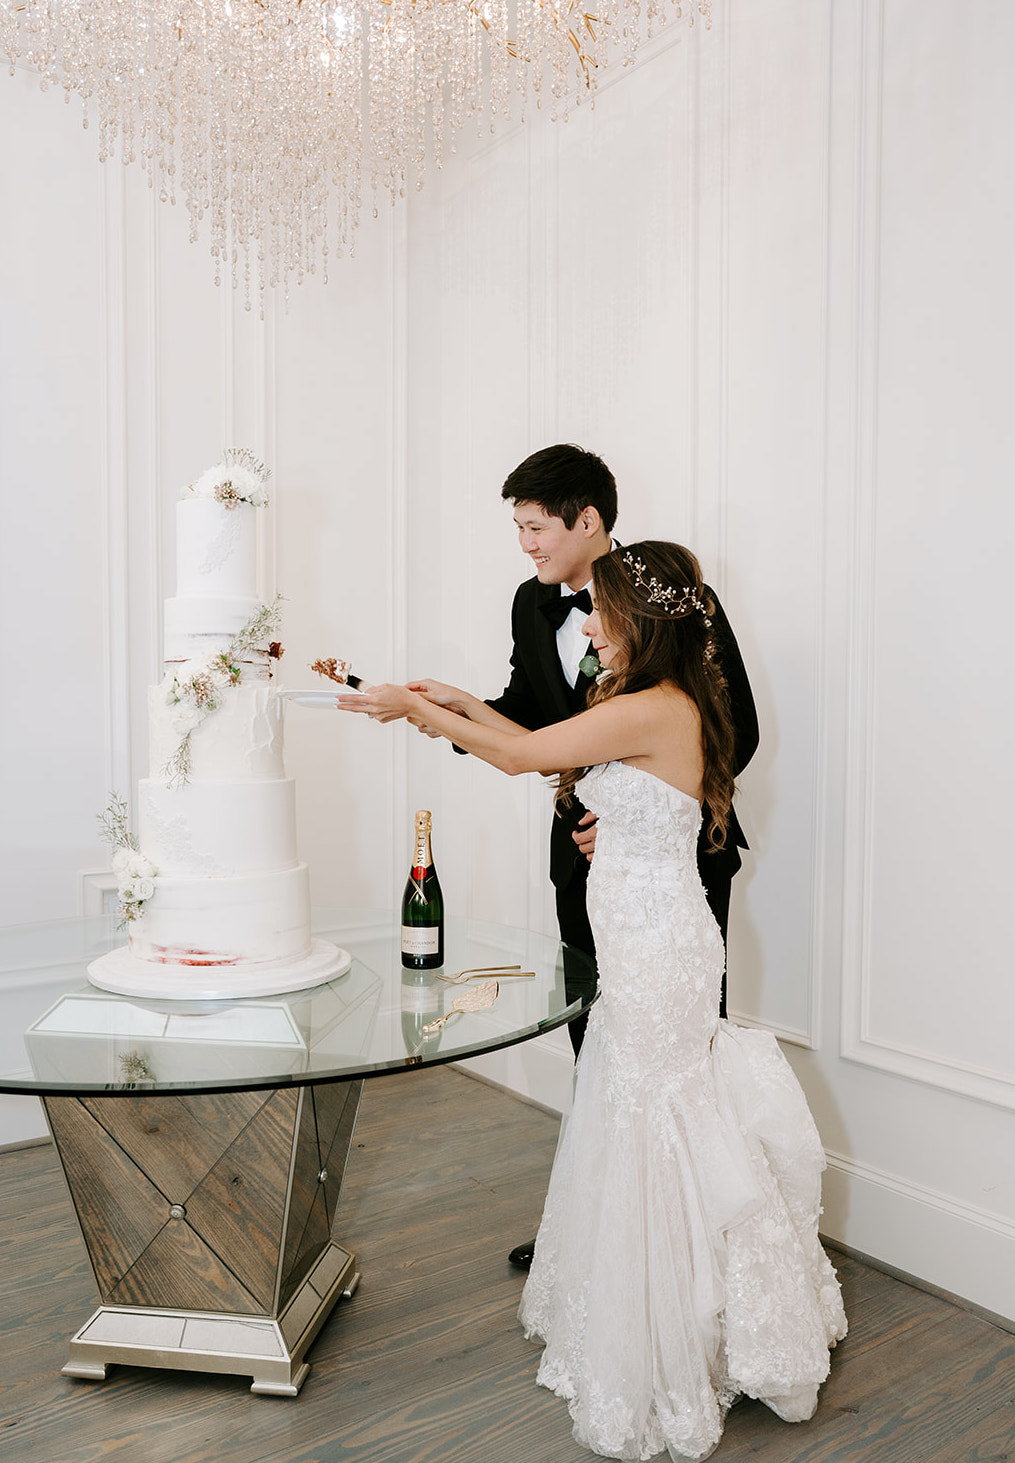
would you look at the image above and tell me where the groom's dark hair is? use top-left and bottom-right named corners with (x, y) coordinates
top-left (501, 443), bottom-right (618, 533)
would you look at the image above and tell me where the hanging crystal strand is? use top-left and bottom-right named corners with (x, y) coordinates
top-left (0, 0), bottom-right (704, 299)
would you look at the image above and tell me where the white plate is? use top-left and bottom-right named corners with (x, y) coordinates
top-left (280, 687), bottom-right (364, 707)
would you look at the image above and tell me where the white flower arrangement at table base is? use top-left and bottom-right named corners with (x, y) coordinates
top-left (181, 447), bottom-right (271, 510)
top-left (97, 793), bottom-right (158, 929)
top-left (162, 595), bottom-right (284, 786)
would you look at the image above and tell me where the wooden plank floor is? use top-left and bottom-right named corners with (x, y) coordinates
top-left (2, 1066), bottom-right (1013, 1463)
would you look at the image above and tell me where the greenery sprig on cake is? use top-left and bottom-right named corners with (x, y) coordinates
top-left (162, 595), bottom-right (284, 786)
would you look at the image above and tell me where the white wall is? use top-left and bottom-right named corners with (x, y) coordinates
top-left (2, 0), bottom-right (1014, 1321)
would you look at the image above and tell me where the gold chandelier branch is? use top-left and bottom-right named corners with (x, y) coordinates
top-left (1, 0), bottom-right (710, 301)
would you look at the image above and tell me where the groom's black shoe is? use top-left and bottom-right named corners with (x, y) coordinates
top-left (508, 1240), bottom-right (536, 1270)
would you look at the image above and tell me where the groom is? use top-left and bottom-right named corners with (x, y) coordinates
top-left (488, 443), bottom-right (758, 989)
top-left (455, 444), bottom-right (759, 1267)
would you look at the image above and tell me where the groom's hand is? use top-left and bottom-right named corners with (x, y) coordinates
top-left (407, 679), bottom-right (469, 714)
top-left (406, 679), bottom-right (469, 737)
top-left (409, 718), bottom-right (443, 738)
top-left (573, 811), bottom-right (598, 863)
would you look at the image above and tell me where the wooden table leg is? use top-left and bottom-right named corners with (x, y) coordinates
top-left (44, 1078), bottom-right (363, 1394)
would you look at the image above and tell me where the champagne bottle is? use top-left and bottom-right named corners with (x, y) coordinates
top-left (400, 809), bottom-right (444, 969)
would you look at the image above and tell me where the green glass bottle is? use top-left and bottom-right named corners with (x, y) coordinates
top-left (400, 809), bottom-right (444, 969)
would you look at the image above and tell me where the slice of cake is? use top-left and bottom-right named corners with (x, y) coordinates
top-left (88, 453), bottom-right (348, 1000)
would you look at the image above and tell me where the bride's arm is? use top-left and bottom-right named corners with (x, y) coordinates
top-left (338, 683), bottom-right (657, 775)
top-left (404, 679), bottom-right (530, 738)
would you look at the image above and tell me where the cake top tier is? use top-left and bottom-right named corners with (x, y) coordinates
top-left (166, 450), bottom-right (272, 664)
top-left (174, 497), bottom-right (259, 602)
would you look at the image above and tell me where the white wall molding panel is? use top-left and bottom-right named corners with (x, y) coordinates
top-left (386, 203), bottom-right (413, 900)
top-left (98, 158), bottom-right (134, 802)
top-left (823, 1148), bottom-right (1015, 1323)
top-left (708, 0), bottom-right (833, 1054)
top-left (1, 68), bottom-right (109, 940)
top-left (836, 0), bottom-right (1015, 1116)
top-left (813, 0), bottom-right (1015, 1316)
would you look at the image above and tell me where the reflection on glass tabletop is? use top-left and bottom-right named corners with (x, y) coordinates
top-left (0, 912), bottom-right (597, 1096)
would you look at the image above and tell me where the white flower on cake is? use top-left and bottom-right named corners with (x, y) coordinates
top-left (111, 846), bottom-right (156, 880)
top-left (132, 865), bottom-right (155, 892)
top-left (123, 874), bottom-right (156, 904)
top-left (167, 701), bottom-right (205, 737)
top-left (181, 447), bottom-right (271, 510)
top-left (98, 793), bottom-right (158, 929)
top-left (167, 653), bottom-right (236, 715)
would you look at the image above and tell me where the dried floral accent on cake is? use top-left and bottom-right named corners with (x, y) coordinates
top-left (98, 792), bottom-right (158, 929)
top-left (310, 656), bottom-right (353, 685)
top-left (163, 596), bottom-right (284, 786)
top-left (181, 447), bottom-right (271, 509)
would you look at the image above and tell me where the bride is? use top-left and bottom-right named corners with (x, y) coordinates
top-left (337, 541), bottom-right (846, 1462)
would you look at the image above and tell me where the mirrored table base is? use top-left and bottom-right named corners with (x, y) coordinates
top-left (44, 1077), bottom-right (363, 1395)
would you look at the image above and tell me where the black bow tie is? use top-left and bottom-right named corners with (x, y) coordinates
top-left (541, 587), bottom-right (592, 631)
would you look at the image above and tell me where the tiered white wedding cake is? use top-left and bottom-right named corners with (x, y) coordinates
top-left (88, 454), bottom-right (348, 1000)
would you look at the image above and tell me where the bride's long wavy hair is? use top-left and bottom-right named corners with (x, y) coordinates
top-left (556, 541), bottom-right (737, 851)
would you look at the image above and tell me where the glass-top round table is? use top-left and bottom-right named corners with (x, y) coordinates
top-left (0, 912), bottom-right (596, 1395)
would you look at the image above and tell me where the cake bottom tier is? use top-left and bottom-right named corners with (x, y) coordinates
top-left (128, 863), bottom-right (311, 967)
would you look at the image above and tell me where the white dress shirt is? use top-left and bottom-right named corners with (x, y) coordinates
top-left (556, 582), bottom-right (594, 689)
top-left (555, 541), bottom-right (618, 687)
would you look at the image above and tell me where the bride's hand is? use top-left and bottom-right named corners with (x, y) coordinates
top-left (406, 679), bottom-right (471, 718)
top-left (336, 684), bottom-right (421, 725)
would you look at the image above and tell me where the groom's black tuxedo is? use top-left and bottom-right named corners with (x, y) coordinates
top-left (483, 574), bottom-right (759, 1021)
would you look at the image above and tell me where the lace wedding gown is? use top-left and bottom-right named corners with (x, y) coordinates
top-left (519, 762), bottom-right (847, 1462)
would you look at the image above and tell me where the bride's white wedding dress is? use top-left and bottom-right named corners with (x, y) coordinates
top-left (519, 762), bottom-right (847, 1462)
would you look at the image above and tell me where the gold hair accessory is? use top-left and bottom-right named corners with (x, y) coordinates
top-left (621, 552), bottom-right (712, 627)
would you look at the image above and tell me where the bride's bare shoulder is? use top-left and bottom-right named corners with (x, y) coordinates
top-left (639, 681), bottom-right (700, 723)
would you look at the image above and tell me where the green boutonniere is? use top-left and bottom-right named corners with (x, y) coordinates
top-left (578, 652), bottom-right (603, 681)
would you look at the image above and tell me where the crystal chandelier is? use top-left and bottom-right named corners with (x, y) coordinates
top-left (2, 0), bottom-right (709, 303)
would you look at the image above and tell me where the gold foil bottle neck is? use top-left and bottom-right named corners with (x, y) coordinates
top-left (413, 809), bottom-right (433, 869)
